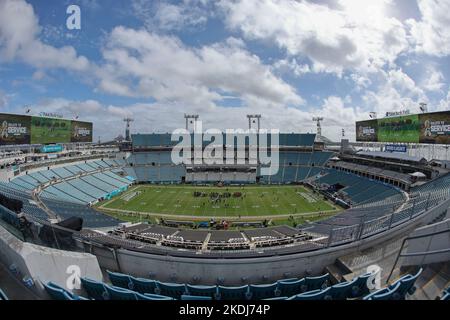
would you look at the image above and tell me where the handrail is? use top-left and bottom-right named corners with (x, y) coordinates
top-left (386, 226), bottom-right (450, 283)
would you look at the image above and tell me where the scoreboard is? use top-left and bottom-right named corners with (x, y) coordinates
top-left (356, 111), bottom-right (450, 145)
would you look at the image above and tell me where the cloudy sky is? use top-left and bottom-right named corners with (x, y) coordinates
top-left (0, 0), bottom-right (449, 141)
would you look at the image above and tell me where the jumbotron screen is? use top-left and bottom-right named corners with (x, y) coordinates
top-left (356, 111), bottom-right (450, 144)
top-left (0, 113), bottom-right (93, 145)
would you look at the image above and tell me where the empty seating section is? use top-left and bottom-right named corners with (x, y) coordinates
top-left (313, 168), bottom-right (402, 205)
top-left (41, 186), bottom-right (84, 204)
top-left (51, 167), bottom-right (73, 179)
top-left (53, 182), bottom-right (97, 203)
top-left (64, 165), bottom-right (85, 175)
top-left (75, 163), bottom-right (96, 172)
top-left (68, 179), bottom-right (108, 199)
top-left (44, 200), bottom-right (121, 228)
top-left (81, 175), bottom-right (117, 193)
top-left (6, 159), bottom-right (132, 206)
top-left (104, 171), bottom-right (132, 185)
top-left (128, 150), bottom-right (334, 183)
top-left (96, 172), bottom-right (130, 187)
top-left (0, 158), bottom-right (130, 226)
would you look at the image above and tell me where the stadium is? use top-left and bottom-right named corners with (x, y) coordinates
top-left (0, 0), bottom-right (449, 308)
top-left (0, 110), bottom-right (449, 302)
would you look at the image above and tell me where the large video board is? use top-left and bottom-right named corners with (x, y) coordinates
top-left (71, 120), bottom-right (93, 143)
top-left (377, 114), bottom-right (420, 143)
top-left (0, 114), bottom-right (31, 145)
top-left (419, 111), bottom-right (450, 145)
top-left (30, 116), bottom-right (71, 144)
top-left (356, 111), bottom-right (450, 145)
top-left (0, 113), bottom-right (93, 145)
top-left (356, 120), bottom-right (378, 142)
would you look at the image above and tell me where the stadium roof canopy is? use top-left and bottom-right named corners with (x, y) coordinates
top-left (356, 151), bottom-right (427, 164)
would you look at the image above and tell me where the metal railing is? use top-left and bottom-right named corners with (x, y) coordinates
top-left (386, 226), bottom-right (450, 283)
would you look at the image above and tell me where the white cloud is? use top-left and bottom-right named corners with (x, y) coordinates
top-left (219, 0), bottom-right (409, 74)
top-left (272, 58), bottom-right (311, 77)
top-left (96, 27), bottom-right (303, 107)
top-left (422, 67), bottom-right (445, 92)
top-left (0, 0), bottom-right (89, 71)
top-left (131, 0), bottom-right (211, 32)
top-left (438, 89), bottom-right (450, 111)
top-left (0, 90), bottom-right (8, 108)
top-left (407, 0), bottom-right (450, 56)
top-left (362, 69), bottom-right (428, 116)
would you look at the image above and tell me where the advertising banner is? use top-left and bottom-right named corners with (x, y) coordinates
top-left (0, 113), bottom-right (31, 145)
top-left (385, 145), bottom-right (407, 153)
top-left (71, 120), bottom-right (93, 143)
top-left (419, 111), bottom-right (450, 145)
top-left (356, 120), bottom-right (378, 142)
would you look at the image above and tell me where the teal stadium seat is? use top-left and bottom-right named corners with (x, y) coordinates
top-left (276, 278), bottom-right (306, 297)
top-left (287, 287), bottom-right (331, 300)
top-left (363, 282), bottom-right (402, 300)
top-left (44, 282), bottom-right (87, 300)
top-left (157, 281), bottom-right (188, 299)
top-left (81, 278), bottom-right (109, 300)
top-left (107, 270), bottom-right (135, 290)
top-left (131, 277), bottom-right (158, 294)
top-left (105, 285), bottom-right (137, 300)
top-left (143, 293), bottom-right (174, 300)
top-left (186, 284), bottom-right (218, 299)
top-left (181, 295), bottom-right (213, 301)
top-left (217, 285), bottom-right (250, 300)
top-left (304, 273), bottom-right (329, 291)
top-left (0, 288), bottom-right (8, 300)
top-left (388, 268), bottom-right (422, 299)
top-left (248, 283), bottom-right (280, 300)
top-left (325, 278), bottom-right (359, 300)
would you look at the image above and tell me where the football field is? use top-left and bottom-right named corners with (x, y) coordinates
top-left (98, 185), bottom-right (339, 219)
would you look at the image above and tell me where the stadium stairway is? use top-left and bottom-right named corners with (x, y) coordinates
top-left (325, 234), bottom-right (406, 285)
top-left (409, 262), bottom-right (450, 300)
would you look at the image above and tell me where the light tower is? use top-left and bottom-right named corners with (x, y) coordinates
top-left (419, 102), bottom-right (428, 113)
top-left (247, 114), bottom-right (261, 132)
top-left (184, 114), bottom-right (199, 132)
top-left (312, 117), bottom-right (324, 137)
top-left (123, 117), bottom-right (134, 141)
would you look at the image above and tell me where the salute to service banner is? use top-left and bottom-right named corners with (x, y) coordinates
top-left (356, 120), bottom-right (378, 142)
top-left (356, 111), bottom-right (450, 145)
top-left (0, 113), bottom-right (93, 145)
top-left (419, 111), bottom-right (450, 145)
top-left (71, 121), bottom-right (93, 143)
top-left (0, 114), bottom-right (31, 145)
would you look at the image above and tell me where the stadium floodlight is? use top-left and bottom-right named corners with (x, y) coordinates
top-left (184, 114), bottom-right (199, 132)
top-left (247, 114), bottom-right (261, 132)
top-left (312, 117), bottom-right (324, 137)
top-left (419, 102), bottom-right (428, 113)
top-left (123, 117), bottom-right (134, 141)
top-left (23, 105), bottom-right (32, 114)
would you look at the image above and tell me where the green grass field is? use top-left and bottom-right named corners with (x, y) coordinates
top-left (98, 185), bottom-right (339, 219)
